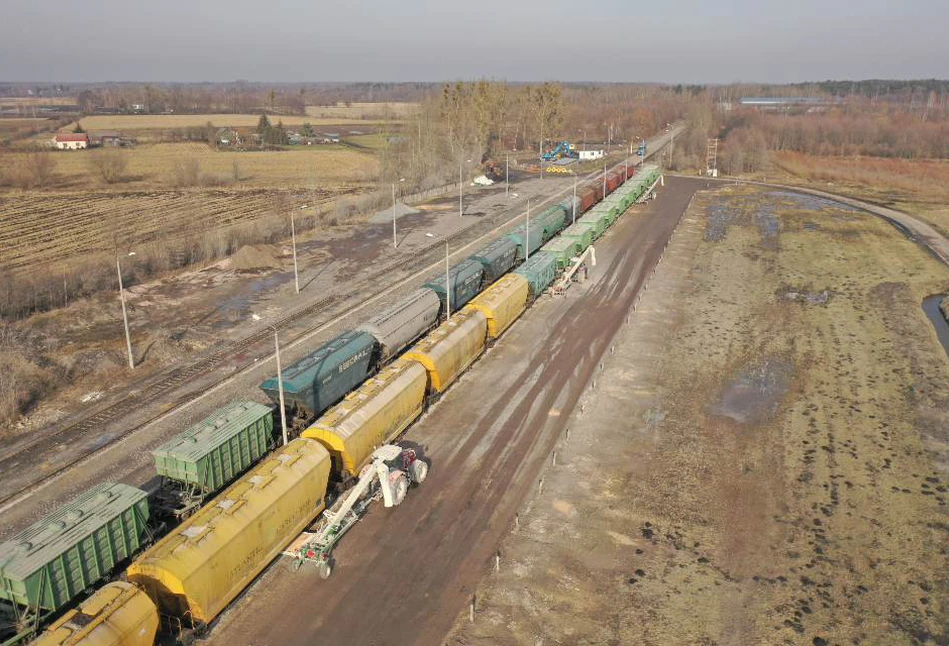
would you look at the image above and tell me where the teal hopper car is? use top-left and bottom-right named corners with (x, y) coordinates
top-left (469, 237), bottom-right (518, 286)
top-left (152, 401), bottom-right (275, 519)
top-left (424, 258), bottom-right (484, 314)
top-left (259, 330), bottom-right (378, 422)
top-left (0, 483), bottom-right (150, 636)
top-left (514, 253), bottom-right (558, 298)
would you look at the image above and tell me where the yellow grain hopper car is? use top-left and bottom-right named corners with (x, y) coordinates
top-left (402, 308), bottom-right (488, 393)
top-left (463, 274), bottom-right (529, 339)
top-left (32, 582), bottom-right (157, 646)
top-left (302, 358), bottom-right (428, 478)
top-left (127, 438), bottom-right (331, 627)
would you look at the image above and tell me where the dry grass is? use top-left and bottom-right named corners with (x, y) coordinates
top-left (305, 102), bottom-right (418, 119)
top-left (770, 152), bottom-right (949, 203)
top-left (769, 151), bottom-right (949, 236)
top-left (65, 114), bottom-right (398, 132)
top-left (32, 142), bottom-right (378, 190)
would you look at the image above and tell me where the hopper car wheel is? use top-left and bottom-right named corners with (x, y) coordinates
top-left (318, 560), bottom-right (333, 580)
top-left (410, 459), bottom-right (429, 484)
top-left (392, 473), bottom-right (409, 506)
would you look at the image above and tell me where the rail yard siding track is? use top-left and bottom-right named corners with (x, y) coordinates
top-left (0, 171), bottom-right (596, 510)
top-left (2, 129), bottom-right (681, 512)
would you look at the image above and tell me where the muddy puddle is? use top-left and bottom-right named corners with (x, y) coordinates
top-left (921, 295), bottom-right (949, 360)
top-left (711, 357), bottom-right (792, 424)
top-left (766, 190), bottom-right (861, 213)
top-left (212, 272), bottom-right (293, 329)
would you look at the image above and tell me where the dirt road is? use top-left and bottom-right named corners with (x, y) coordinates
top-left (206, 176), bottom-right (707, 646)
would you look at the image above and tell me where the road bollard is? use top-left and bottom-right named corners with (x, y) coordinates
top-left (514, 513), bottom-right (519, 528)
top-left (611, 345), bottom-right (615, 355)
top-left (495, 551), bottom-right (501, 572)
top-left (538, 478), bottom-right (544, 494)
top-left (470, 597), bottom-right (475, 622)
top-left (552, 451), bottom-right (557, 466)
top-left (592, 380), bottom-right (596, 389)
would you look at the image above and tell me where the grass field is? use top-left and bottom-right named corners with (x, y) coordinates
top-left (39, 142), bottom-right (379, 190)
top-left (453, 186), bottom-right (949, 644)
top-left (305, 102), bottom-right (418, 119)
top-left (769, 151), bottom-right (949, 236)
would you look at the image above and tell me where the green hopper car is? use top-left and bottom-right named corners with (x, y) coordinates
top-left (152, 401), bottom-right (276, 519)
top-left (578, 211), bottom-right (611, 240)
top-left (539, 238), bottom-right (582, 270)
top-left (559, 221), bottom-right (596, 251)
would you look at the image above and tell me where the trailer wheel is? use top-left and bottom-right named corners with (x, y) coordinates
top-left (318, 560), bottom-right (333, 580)
top-left (392, 473), bottom-right (409, 506)
top-left (410, 459), bottom-right (429, 484)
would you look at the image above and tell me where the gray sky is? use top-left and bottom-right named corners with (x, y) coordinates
top-left (2, 0), bottom-right (946, 83)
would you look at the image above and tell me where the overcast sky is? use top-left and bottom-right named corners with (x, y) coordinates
top-left (2, 0), bottom-right (946, 83)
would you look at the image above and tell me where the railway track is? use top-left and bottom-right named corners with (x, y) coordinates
top-left (0, 195), bottom-right (558, 507)
top-left (0, 131), bottom-right (681, 509)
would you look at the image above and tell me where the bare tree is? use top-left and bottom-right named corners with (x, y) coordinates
top-left (88, 149), bottom-right (129, 184)
top-left (171, 157), bottom-right (201, 187)
top-left (17, 151), bottom-right (57, 189)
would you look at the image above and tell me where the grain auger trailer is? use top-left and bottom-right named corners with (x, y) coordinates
top-left (284, 445), bottom-right (428, 579)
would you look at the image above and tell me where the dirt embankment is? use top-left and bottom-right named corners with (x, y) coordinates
top-left (449, 186), bottom-right (949, 645)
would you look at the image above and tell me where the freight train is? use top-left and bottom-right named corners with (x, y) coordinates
top-left (0, 163), bottom-right (662, 646)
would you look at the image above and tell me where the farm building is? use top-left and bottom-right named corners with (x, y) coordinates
top-left (54, 133), bottom-right (89, 150)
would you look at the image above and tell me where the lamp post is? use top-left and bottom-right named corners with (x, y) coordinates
top-left (273, 328), bottom-right (288, 446)
top-left (426, 232), bottom-right (451, 321)
top-left (392, 177), bottom-right (405, 248)
top-left (572, 174), bottom-right (577, 225)
top-left (459, 158), bottom-right (471, 217)
top-left (525, 198), bottom-right (531, 261)
top-left (505, 153), bottom-right (509, 197)
top-left (116, 251), bottom-right (136, 369)
top-left (290, 206), bottom-right (304, 294)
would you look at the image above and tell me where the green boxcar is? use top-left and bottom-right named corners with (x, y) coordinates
top-left (153, 401), bottom-right (275, 495)
top-left (559, 221), bottom-right (596, 251)
top-left (578, 211), bottom-right (610, 239)
top-left (514, 253), bottom-right (558, 298)
top-left (539, 238), bottom-right (581, 269)
top-left (0, 483), bottom-right (150, 614)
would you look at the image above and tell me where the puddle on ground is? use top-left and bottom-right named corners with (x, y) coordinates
top-left (212, 272), bottom-right (293, 329)
top-left (766, 191), bottom-right (861, 213)
top-left (705, 203), bottom-right (740, 241)
top-left (711, 357), bottom-right (793, 424)
top-left (922, 295), bottom-right (949, 361)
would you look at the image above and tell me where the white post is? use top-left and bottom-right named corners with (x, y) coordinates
top-left (445, 241), bottom-right (451, 321)
top-left (505, 153), bottom-right (509, 197)
top-left (116, 255), bottom-right (134, 370)
top-left (572, 175), bottom-right (577, 225)
top-left (603, 161), bottom-right (607, 197)
top-left (392, 183), bottom-right (397, 248)
top-left (459, 162), bottom-right (463, 217)
top-left (525, 198), bottom-right (530, 261)
top-left (290, 211), bottom-right (299, 294)
top-left (274, 329), bottom-right (289, 446)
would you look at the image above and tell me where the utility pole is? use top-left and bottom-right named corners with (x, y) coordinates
top-left (444, 240), bottom-right (450, 320)
top-left (603, 161), bottom-right (607, 198)
top-left (525, 198), bottom-right (531, 261)
top-left (459, 159), bottom-right (470, 217)
top-left (391, 178), bottom-right (403, 248)
top-left (116, 251), bottom-right (135, 370)
top-left (572, 174), bottom-right (577, 225)
top-left (290, 209), bottom-right (299, 294)
top-left (274, 329), bottom-right (288, 446)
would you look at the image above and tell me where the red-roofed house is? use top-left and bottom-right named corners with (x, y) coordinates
top-left (54, 133), bottom-right (89, 150)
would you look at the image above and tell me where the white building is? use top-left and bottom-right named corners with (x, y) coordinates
top-left (578, 149), bottom-right (604, 161)
top-left (54, 133), bottom-right (89, 150)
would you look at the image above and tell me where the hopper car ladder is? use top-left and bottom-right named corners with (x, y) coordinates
top-left (284, 444), bottom-right (428, 579)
